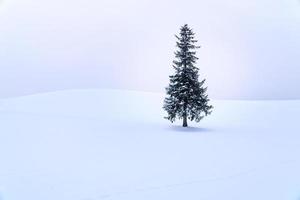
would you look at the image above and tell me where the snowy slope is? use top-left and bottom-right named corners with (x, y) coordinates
top-left (0, 89), bottom-right (300, 200)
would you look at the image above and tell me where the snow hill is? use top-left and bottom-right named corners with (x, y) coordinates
top-left (0, 89), bottom-right (300, 200)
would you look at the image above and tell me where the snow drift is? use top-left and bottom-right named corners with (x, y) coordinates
top-left (0, 89), bottom-right (299, 200)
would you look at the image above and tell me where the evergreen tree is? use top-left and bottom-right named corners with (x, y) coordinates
top-left (163, 24), bottom-right (213, 127)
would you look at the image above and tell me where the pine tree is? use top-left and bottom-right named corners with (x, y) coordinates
top-left (163, 24), bottom-right (213, 127)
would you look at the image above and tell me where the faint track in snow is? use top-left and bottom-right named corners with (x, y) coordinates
top-left (95, 159), bottom-right (300, 199)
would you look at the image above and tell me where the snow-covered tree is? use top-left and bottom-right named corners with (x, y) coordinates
top-left (163, 24), bottom-right (213, 127)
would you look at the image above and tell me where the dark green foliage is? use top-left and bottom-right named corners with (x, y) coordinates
top-left (163, 24), bottom-right (213, 127)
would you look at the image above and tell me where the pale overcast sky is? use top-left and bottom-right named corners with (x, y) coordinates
top-left (0, 0), bottom-right (299, 99)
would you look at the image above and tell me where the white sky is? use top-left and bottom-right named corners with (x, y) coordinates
top-left (0, 0), bottom-right (299, 99)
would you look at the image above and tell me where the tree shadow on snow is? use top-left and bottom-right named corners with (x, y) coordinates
top-left (169, 125), bottom-right (213, 133)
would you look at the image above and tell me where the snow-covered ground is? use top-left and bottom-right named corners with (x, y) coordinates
top-left (0, 89), bottom-right (299, 200)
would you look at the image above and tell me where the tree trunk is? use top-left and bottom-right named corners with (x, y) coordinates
top-left (183, 115), bottom-right (188, 127)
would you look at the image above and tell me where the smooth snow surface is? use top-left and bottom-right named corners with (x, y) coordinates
top-left (0, 89), bottom-right (300, 200)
